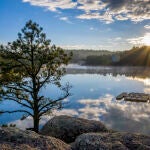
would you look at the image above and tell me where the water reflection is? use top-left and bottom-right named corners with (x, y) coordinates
top-left (78, 94), bottom-right (150, 135)
top-left (66, 65), bottom-right (150, 78)
top-left (10, 109), bottom-right (79, 130)
top-left (127, 77), bottom-right (150, 86)
top-left (1, 66), bottom-right (150, 135)
top-left (10, 94), bottom-right (150, 135)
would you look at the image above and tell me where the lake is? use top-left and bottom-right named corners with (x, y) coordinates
top-left (0, 65), bottom-right (150, 135)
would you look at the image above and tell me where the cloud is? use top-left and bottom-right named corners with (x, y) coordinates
top-left (127, 37), bottom-right (144, 45)
top-left (77, 0), bottom-right (150, 23)
top-left (59, 44), bottom-right (113, 50)
top-left (9, 93), bottom-right (150, 135)
top-left (60, 17), bottom-right (68, 21)
top-left (115, 15), bottom-right (128, 21)
top-left (144, 25), bottom-right (150, 29)
top-left (114, 37), bottom-right (122, 41)
top-left (22, 0), bottom-right (77, 12)
top-left (127, 77), bottom-right (150, 86)
top-left (103, 0), bottom-right (150, 22)
top-left (77, 0), bottom-right (106, 12)
top-left (76, 12), bottom-right (114, 24)
top-left (59, 44), bottom-right (90, 49)
top-left (59, 16), bottom-right (72, 23)
top-left (127, 32), bottom-right (150, 45)
top-left (10, 109), bottom-right (78, 130)
top-left (90, 27), bottom-right (94, 30)
top-left (78, 94), bottom-right (150, 134)
top-left (22, 0), bottom-right (150, 23)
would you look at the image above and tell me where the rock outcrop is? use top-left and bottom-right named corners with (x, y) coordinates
top-left (40, 115), bottom-right (109, 143)
top-left (1, 116), bottom-right (150, 150)
top-left (73, 132), bottom-right (150, 150)
top-left (0, 127), bottom-right (71, 150)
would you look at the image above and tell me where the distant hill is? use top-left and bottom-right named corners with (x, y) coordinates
top-left (64, 49), bottom-right (115, 64)
top-left (116, 46), bottom-right (150, 66)
top-left (65, 46), bottom-right (150, 66)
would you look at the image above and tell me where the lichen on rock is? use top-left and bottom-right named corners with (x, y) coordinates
top-left (40, 115), bottom-right (109, 143)
top-left (0, 127), bottom-right (71, 150)
top-left (72, 132), bottom-right (150, 150)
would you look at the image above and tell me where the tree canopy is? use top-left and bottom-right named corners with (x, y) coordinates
top-left (0, 20), bottom-right (72, 132)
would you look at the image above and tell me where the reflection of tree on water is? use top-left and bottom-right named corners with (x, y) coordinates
top-left (66, 66), bottom-right (150, 78)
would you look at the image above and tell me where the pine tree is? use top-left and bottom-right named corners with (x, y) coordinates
top-left (0, 20), bottom-right (72, 132)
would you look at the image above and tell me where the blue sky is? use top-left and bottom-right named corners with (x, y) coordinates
top-left (0, 0), bottom-right (150, 51)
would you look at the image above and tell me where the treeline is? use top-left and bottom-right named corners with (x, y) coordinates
top-left (115, 46), bottom-right (150, 66)
top-left (65, 46), bottom-right (150, 66)
top-left (1, 46), bottom-right (150, 66)
top-left (85, 55), bottom-right (112, 66)
top-left (64, 49), bottom-right (115, 64)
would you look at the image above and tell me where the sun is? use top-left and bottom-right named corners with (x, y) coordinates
top-left (142, 33), bottom-right (150, 46)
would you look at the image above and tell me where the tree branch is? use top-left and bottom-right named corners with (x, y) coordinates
top-left (15, 59), bottom-right (32, 76)
top-left (0, 110), bottom-right (33, 117)
top-left (3, 95), bottom-right (33, 109)
top-left (7, 85), bottom-right (32, 94)
top-left (39, 91), bottom-right (70, 117)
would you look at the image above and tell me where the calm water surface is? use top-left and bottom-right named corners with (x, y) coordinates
top-left (0, 65), bottom-right (150, 135)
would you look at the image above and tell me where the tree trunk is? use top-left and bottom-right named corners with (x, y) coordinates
top-left (33, 98), bottom-right (39, 133)
top-left (33, 114), bottom-right (39, 133)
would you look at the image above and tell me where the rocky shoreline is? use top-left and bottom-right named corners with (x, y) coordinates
top-left (0, 115), bottom-right (150, 150)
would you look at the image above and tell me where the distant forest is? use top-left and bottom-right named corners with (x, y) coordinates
top-left (1, 46), bottom-right (150, 67)
top-left (65, 46), bottom-right (150, 66)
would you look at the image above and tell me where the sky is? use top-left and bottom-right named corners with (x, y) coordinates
top-left (0, 0), bottom-right (150, 51)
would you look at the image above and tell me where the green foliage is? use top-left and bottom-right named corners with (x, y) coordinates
top-left (115, 46), bottom-right (150, 66)
top-left (1, 124), bottom-right (16, 127)
top-left (67, 46), bottom-right (150, 66)
top-left (1, 124), bottom-right (8, 127)
top-left (85, 55), bottom-right (112, 66)
top-left (0, 20), bottom-right (72, 132)
top-left (65, 50), bottom-right (113, 64)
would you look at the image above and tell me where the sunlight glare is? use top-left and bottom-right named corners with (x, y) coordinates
top-left (142, 33), bottom-right (150, 46)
